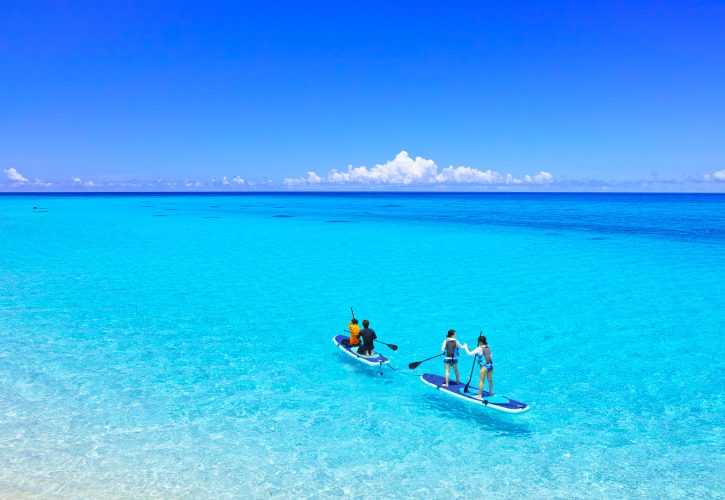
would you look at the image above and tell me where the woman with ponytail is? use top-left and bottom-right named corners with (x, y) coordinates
top-left (464, 335), bottom-right (494, 398)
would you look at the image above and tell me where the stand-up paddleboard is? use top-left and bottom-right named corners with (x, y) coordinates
top-left (420, 374), bottom-right (529, 413)
top-left (332, 335), bottom-right (390, 367)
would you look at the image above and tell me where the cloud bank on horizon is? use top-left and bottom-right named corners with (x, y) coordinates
top-left (284, 151), bottom-right (553, 187)
top-left (3, 156), bottom-right (725, 192)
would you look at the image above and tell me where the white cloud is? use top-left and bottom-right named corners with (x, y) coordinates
top-left (704, 169), bottom-right (725, 182)
top-left (72, 177), bottom-right (82, 183)
top-left (436, 166), bottom-right (517, 184)
top-left (232, 175), bottom-right (246, 185)
top-left (284, 172), bottom-right (321, 186)
top-left (525, 171), bottom-right (554, 184)
top-left (4, 168), bottom-right (28, 182)
top-left (328, 151), bottom-right (437, 185)
top-left (284, 151), bottom-right (553, 187)
top-left (222, 176), bottom-right (230, 185)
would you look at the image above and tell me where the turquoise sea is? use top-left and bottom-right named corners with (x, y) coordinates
top-left (1, 193), bottom-right (723, 498)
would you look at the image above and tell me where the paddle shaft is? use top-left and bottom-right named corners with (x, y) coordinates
top-left (464, 330), bottom-right (482, 392)
top-left (408, 353), bottom-right (444, 370)
top-left (464, 355), bottom-right (478, 393)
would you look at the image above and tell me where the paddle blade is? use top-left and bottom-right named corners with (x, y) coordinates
top-left (379, 342), bottom-right (398, 351)
top-left (408, 361), bottom-right (421, 369)
top-left (463, 382), bottom-right (471, 393)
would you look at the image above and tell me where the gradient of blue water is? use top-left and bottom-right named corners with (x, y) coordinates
top-left (1, 193), bottom-right (723, 497)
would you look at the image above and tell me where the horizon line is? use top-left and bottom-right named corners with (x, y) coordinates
top-left (1, 190), bottom-right (724, 196)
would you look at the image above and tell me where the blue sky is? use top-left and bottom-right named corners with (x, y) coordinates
top-left (1, 0), bottom-right (724, 191)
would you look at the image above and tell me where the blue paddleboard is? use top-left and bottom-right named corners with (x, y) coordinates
top-left (420, 373), bottom-right (529, 413)
top-left (332, 335), bottom-right (390, 367)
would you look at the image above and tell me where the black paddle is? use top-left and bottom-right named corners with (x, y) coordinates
top-left (344, 330), bottom-right (398, 351)
top-left (374, 341), bottom-right (398, 351)
top-left (463, 331), bottom-right (482, 393)
top-left (408, 353), bottom-right (444, 370)
top-left (350, 306), bottom-right (355, 319)
top-left (464, 355), bottom-right (478, 393)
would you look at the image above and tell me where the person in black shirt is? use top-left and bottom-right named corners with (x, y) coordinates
top-left (357, 319), bottom-right (377, 356)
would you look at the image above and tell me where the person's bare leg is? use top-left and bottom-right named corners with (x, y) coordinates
top-left (453, 364), bottom-right (460, 384)
top-left (476, 367), bottom-right (485, 398)
top-left (444, 363), bottom-right (450, 386)
top-left (487, 369), bottom-right (494, 396)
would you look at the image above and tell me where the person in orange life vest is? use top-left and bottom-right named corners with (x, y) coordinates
top-left (343, 318), bottom-right (361, 346)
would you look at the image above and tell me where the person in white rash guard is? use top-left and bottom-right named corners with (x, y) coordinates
top-left (464, 334), bottom-right (494, 398)
top-left (441, 329), bottom-right (467, 386)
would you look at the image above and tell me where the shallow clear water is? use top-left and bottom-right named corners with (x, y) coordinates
top-left (1, 193), bottom-right (723, 498)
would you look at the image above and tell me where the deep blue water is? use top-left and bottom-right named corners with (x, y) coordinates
top-left (1, 193), bottom-right (723, 497)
